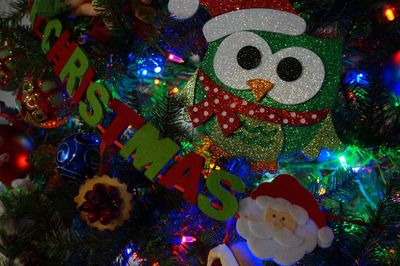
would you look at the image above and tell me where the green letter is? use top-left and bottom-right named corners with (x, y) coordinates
top-left (79, 83), bottom-right (111, 127)
top-left (120, 124), bottom-right (179, 181)
top-left (41, 19), bottom-right (62, 53)
top-left (59, 47), bottom-right (90, 95)
top-left (198, 170), bottom-right (245, 221)
top-left (29, 0), bottom-right (40, 23)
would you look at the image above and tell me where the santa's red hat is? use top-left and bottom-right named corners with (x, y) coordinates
top-left (168, 0), bottom-right (306, 42)
top-left (251, 174), bottom-right (334, 248)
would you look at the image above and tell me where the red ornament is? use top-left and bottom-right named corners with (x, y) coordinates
top-left (79, 183), bottom-right (123, 226)
top-left (16, 75), bottom-right (74, 128)
top-left (0, 125), bottom-right (32, 186)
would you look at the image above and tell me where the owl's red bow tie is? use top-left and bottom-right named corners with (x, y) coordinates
top-left (188, 71), bottom-right (330, 137)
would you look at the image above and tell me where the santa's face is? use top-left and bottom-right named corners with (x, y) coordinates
top-left (236, 197), bottom-right (319, 266)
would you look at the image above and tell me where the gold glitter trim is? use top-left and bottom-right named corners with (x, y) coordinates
top-left (74, 175), bottom-right (133, 231)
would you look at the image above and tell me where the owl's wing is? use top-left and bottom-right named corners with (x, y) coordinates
top-left (303, 114), bottom-right (345, 158)
top-left (176, 69), bottom-right (198, 107)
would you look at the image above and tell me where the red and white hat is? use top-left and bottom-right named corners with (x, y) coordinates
top-left (168, 0), bottom-right (306, 42)
top-left (251, 174), bottom-right (334, 248)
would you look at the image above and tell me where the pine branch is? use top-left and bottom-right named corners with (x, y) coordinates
top-left (149, 86), bottom-right (186, 141)
top-left (93, 0), bottom-right (134, 42)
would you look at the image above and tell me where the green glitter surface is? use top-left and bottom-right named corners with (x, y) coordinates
top-left (184, 31), bottom-right (344, 164)
top-left (200, 31), bottom-right (343, 111)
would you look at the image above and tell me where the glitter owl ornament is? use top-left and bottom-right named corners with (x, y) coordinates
top-left (170, 0), bottom-right (344, 172)
top-left (16, 75), bottom-right (74, 128)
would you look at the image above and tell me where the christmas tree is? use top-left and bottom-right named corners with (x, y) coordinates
top-left (0, 0), bottom-right (399, 265)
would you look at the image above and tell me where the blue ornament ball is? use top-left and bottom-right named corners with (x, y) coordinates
top-left (56, 133), bottom-right (100, 182)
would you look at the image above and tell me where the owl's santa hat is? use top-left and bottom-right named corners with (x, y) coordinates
top-left (168, 0), bottom-right (307, 42)
top-left (250, 174), bottom-right (334, 248)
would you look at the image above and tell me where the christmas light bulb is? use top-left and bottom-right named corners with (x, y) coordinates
top-left (339, 155), bottom-right (348, 169)
top-left (181, 236), bottom-right (196, 243)
top-left (393, 51), bottom-right (400, 65)
top-left (16, 154), bottom-right (30, 169)
top-left (170, 87), bottom-right (180, 94)
top-left (125, 247), bottom-right (133, 256)
top-left (167, 53), bottom-right (184, 64)
top-left (385, 7), bottom-right (396, 21)
top-left (154, 66), bottom-right (162, 73)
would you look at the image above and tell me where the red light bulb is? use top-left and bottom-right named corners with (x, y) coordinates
top-left (16, 153), bottom-right (30, 170)
top-left (393, 51), bottom-right (400, 65)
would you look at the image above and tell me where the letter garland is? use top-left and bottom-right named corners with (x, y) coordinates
top-left (29, 4), bottom-right (245, 221)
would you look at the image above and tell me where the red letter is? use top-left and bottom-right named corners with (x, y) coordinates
top-left (100, 99), bottom-right (146, 155)
top-left (32, 16), bottom-right (47, 39)
top-left (159, 152), bottom-right (205, 205)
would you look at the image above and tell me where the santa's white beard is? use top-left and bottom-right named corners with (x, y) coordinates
top-left (236, 198), bottom-right (319, 266)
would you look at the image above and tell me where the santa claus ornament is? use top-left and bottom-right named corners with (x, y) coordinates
top-left (169, 0), bottom-right (344, 173)
top-left (236, 174), bottom-right (334, 265)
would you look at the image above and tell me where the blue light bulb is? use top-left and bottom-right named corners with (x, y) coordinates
top-left (154, 66), bottom-right (162, 73)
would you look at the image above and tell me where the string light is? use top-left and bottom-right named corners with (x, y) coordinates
top-left (133, 53), bottom-right (164, 76)
top-left (125, 247), bottom-right (133, 256)
top-left (384, 52), bottom-right (400, 96)
top-left (393, 51), bottom-right (400, 65)
top-left (339, 155), bottom-right (349, 169)
top-left (384, 6), bottom-right (396, 21)
top-left (318, 187), bottom-right (326, 196)
top-left (154, 66), bottom-right (162, 73)
top-left (167, 53), bottom-right (184, 64)
top-left (154, 79), bottom-right (160, 85)
top-left (181, 236), bottom-right (197, 244)
top-left (16, 154), bottom-right (30, 169)
top-left (344, 71), bottom-right (369, 86)
top-left (170, 87), bottom-right (180, 94)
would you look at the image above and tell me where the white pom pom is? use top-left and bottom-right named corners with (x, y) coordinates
top-left (207, 244), bottom-right (239, 266)
top-left (318, 226), bottom-right (334, 248)
top-left (168, 0), bottom-right (199, 20)
top-left (189, 54), bottom-right (201, 64)
top-left (11, 176), bottom-right (34, 192)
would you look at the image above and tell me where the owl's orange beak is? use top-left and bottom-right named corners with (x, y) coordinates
top-left (247, 79), bottom-right (274, 102)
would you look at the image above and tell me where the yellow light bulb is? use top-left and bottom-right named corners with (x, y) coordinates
top-left (170, 87), bottom-right (179, 94)
top-left (385, 7), bottom-right (396, 21)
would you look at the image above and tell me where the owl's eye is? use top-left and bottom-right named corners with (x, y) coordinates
top-left (213, 31), bottom-right (272, 91)
top-left (237, 46), bottom-right (262, 70)
top-left (268, 47), bottom-right (325, 105)
top-left (277, 57), bottom-right (303, 82)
